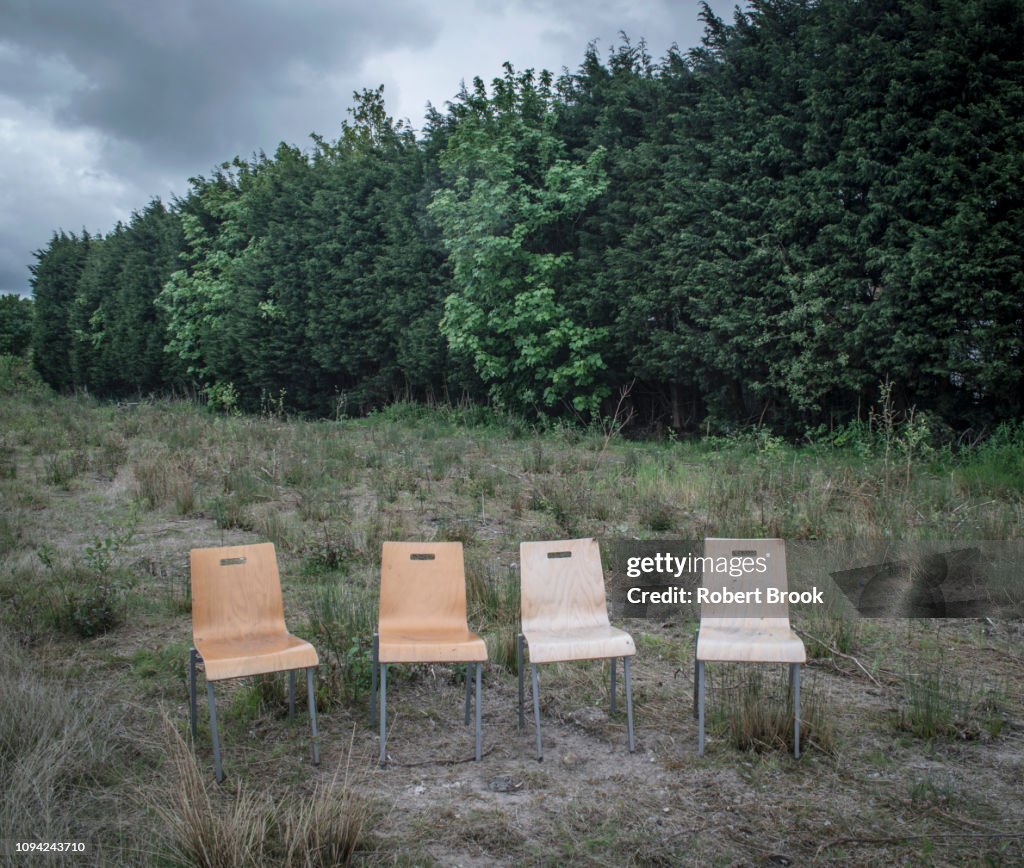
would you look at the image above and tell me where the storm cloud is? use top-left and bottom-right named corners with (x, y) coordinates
top-left (0, 0), bottom-right (739, 295)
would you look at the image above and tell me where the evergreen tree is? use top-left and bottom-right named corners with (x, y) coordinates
top-left (30, 231), bottom-right (91, 391)
top-left (0, 295), bottom-right (33, 357)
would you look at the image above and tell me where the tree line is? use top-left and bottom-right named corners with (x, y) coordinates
top-left (26, 0), bottom-right (1024, 433)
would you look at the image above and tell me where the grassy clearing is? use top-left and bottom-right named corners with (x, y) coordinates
top-left (0, 386), bottom-right (1022, 865)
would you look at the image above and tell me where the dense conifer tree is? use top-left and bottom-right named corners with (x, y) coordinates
top-left (25, 0), bottom-right (1024, 431)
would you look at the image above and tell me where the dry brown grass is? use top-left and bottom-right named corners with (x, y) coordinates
top-left (151, 720), bottom-right (370, 867)
top-left (0, 635), bottom-right (124, 862)
top-left (133, 450), bottom-right (196, 514)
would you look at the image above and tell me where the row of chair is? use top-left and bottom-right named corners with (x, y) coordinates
top-left (189, 537), bottom-right (805, 781)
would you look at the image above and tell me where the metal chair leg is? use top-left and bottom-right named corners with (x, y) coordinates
top-left (610, 657), bottom-right (617, 715)
top-left (288, 670), bottom-right (296, 722)
top-left (189, 648), bottom-right (198, 739)
top-left (379, 663), bottom-right (388, 766)
top-left (624, 656), bottom-right (635, 752)
top-left (307, 667), bottom-right (320, 766)
top-left (517, 633), bottom-right (525, 729)
top-left (792, 663), bottom-right (801, 759)
top-left (697, 659), bottom-right (705, 756)
top-left (474, 662), bottom-right (482, 761)
top-left (464, 663), bottom-right (472, 726)
top-left (693, 630), bottom-right (700, 719)
top-left (370, 633), bottom-right (379, 726)
top-left (531, 664), bottom-right (542, 761)
top-left (206, 680), bottom-right (223, 782)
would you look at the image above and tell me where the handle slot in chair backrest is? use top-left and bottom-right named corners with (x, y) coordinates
top-left (191, 543), bottom-right (288, 642)
top-left (700, 538), bottom-right (790, 625)
top-left (379, 542), bottom-right (470, 633)
top-left (520, 538), bottom-right (610, 632)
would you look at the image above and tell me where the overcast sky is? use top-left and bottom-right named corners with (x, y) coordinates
top-left (0, 0), bottom-right (742, 297)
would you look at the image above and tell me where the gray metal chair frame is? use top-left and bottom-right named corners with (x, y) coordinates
top-left (691, 538), bottom-right (804, 759)
top-left (370, 633), bottom-right (483, 765)
top-left (516, 634), bottom-right (635, 760)
top-left (189, 648), bottom-right (320, 782)
top-left (692, 632), bottom-right (802, 759)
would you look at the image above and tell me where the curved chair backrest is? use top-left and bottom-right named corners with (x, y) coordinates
top-left (191, 542), bottom-right (287, 644)
top-left (520, 538), bottom-right (611, 633)
top-left (379, 541), bottom-right (470, 634)
top-left (700, 537), bottom-right (790, 625)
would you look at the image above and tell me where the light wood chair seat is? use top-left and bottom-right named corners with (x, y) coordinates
top-left (372, 541), bottom-right (487, 765)
top-left (694, 538), bottom-right (806, 758)
top-left (189, 542), bottom-right (319, 782)
top-left (377, 629), bottom-right (487, 664)
top-left (696, 618), bottom-right (805, 664)
top-left (521, 625), bottom-right (635, 664)
top-left (194, 633), bottom-right (320, 681)
top-left (519, 538), bottom-right (636, 759)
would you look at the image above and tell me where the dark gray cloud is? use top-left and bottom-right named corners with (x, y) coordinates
top-left (0, 0), bottom-right (741, 296)
top-left (1, 0), bottom-right (437, 170)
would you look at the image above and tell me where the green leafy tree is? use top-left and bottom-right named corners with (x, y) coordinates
top-left (430, 65), bottom-right (610, 415)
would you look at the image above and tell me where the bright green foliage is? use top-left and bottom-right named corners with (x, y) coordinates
top-left (155, 89), bottom-right (449, 414)
top-left (157, 172), bottom-right (248, 393)
top-left (430, 65), bottom-right (610, 415)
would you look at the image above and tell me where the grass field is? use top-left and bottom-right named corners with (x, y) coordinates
top-left (1, 374), bottom-right (1022, 865)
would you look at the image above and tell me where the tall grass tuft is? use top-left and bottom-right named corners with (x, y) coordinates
top-left (134, 453), bottom-right (196, 514)
top-left (153, 718), bottom-right (371, 866)
top-left (152, 720), bottom-right (268, 867)
top-left (281, 731), bottom-right (369, 867)
top-left (895, 659), bottom-right (1005, 740)
top-left (709, 665), bottom-right (834, 755)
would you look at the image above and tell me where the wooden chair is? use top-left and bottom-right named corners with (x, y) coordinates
top-left (518, 538), bottom-right (636, 760)
top-left (693, 538), bottom-right (806, 757)
top-left (189, 543), bottom-right (320, 782)
top-left (371, 542), bottom-right (487, 766)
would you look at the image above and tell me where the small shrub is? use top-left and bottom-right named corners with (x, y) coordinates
top-left (44, 448), bottom-right (89, 489)
top-left (638, 498), bottom-right (675, 532)
top-left (210, 495), bottom-right (253, 531)
top-left (0, 354), bottom-right (51, 398)
top-left (37, 526), bottom-right (137, 639)
top-left (307, 582), bottom-right (376, 705)
top-left (51, 576), bottom-right (125, 638)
